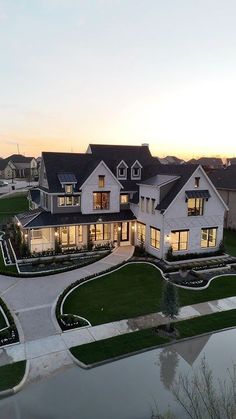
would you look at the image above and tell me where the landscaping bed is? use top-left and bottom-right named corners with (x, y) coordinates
top-left (60, 263), bottom-right (236, 327)
top-left (0, 297), bottom-right (19, 347)
top-left (70, 309), bottom-right (236, 366)
top-left (18, 250), bottom-right (111, 273)
top-left (0, 195), bottom-right (28, 227)
top-left (0, 361), bottom-right (26, 391)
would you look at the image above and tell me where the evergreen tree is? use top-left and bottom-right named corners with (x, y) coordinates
top-left (160, 281), bottom-right (179, 330)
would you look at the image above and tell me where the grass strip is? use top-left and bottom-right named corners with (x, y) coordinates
top-left (70, 309), bottom-right (236, 365)
top-left (70, 329), bottom-right (170, 365)
top-left (0, 361), bottom-right (26, 391)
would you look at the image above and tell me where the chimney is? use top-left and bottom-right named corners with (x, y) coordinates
top-left (141, 143), bottom-right (149, 148)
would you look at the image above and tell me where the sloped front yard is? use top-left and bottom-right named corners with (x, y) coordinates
top-left (62, 263), bottom-right (236, 326)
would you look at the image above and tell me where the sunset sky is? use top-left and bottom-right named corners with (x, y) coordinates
top-left (1, 0), bottom-right (236, 159)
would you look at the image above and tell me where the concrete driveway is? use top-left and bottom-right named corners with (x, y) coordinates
top-left (0, 246), bottom-right (134, 342)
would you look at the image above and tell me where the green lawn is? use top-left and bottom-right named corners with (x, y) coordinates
top-left (0, 245), bottom-right (17, 275)
top-left (63, 263), bottom-right (236, 325)
top-left (224, 229), bottom-right (236, 256)
top-left (0, 361), bottom-right (26, 391)
top-left (0, 195), bottom-right (28, 225)
top-left (70, 309), bottom-right (236, 365)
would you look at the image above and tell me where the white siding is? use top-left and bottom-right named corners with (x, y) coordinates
top-left (81, 162), bottom-right (121, 214)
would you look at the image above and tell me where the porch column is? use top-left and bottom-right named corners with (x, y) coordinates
top-left (131, 221), bottom-right (135, 245)
top-left (117, 222), bottom-right (122, 246)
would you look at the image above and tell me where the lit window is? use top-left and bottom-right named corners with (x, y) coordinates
top-left (65, 184), bottom-right (73, 194)
top-left (93, 192), bottom-right (110, 210)
top-left (31, 229), bottom-right (42, 239)
top-left (58, 196), bottom-right (65, 206)
top-left (188, 198), bottom-right (204, 216)
top-left (137, 222), bottom-right (146, 241)
top-left (89, 224), bottom-right (110, 241)
top-left (150, 227), bottom-right (160, 249)
top-left (66, 196), bottom-right (73, 206)
top-left (120, 194), bottom-right (129, 204)
top-left (171, 230), bottom-right (188, 251)
top-left (201, 228), bottom-right (217, 248)
top-left (98, 175), bottom-right (105, 188)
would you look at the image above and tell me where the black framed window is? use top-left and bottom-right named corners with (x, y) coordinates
top-left (93, 192), bottom-right (110, 210)
top-left (90, 224), bottom-right (110, 241)
top-left (201, 228), bottom-right (217, 248)
top-left (150, 227), bottom-right (160, 249)
top-left (171, 230), bottom-right (189, 251)
top-left (188, 198), bottom-right (204, 216)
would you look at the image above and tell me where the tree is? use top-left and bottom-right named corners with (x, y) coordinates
top-left (160, 281), bottom-right (179, 331)
top-left (152, 357), bottom-right (236, 419)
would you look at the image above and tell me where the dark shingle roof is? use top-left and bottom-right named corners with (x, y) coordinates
top-left (187, 157), bottom-right (223, 168)
top-left (89, 144), bottom-right (153, 165)
top-left (209, 166), bottom-right (236, 190)
top-left (155, 165), bottom-right (198, 211)
top-left (28, 189), bottom-right (40, 205)
top-left (5, 154), bottom-right (34, 163)
top-left (16, 209), bottom-right (136, 228)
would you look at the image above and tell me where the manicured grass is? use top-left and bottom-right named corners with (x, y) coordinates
top-left (70, 329), bottom-right (169, 365)
top-left (63, 263), bottom-right (236, 325)
top-left (0, 361), bottom-right (26, 391)
top-left (176, 309), bottom-right (236, 338)
top-left (70, 309), bottom-right (236, 365)
top-left (0, 246), bottom-right (17, 275)
top-left (224, 229), bottom-right (236, 256)
top-left (0, 195), bottom-right (28, 225)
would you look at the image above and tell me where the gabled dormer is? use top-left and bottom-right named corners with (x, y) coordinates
top-left (117, 160), bottom-right (128, 180)
top-left (57, 173), bottom-right (77, 193)
top-left (131, 160), bottom-right (142, 180)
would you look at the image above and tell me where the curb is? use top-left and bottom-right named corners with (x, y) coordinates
top-left (0, 360), bottom-right (30, 399)
top-left (69, 325), bottom-right (236, 370)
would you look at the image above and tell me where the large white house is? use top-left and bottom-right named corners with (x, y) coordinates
top-left (15, 144), bottom-right (228, 259)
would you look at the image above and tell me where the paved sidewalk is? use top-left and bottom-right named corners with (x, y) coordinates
top-left (1, 294), bottom-right (236, 382)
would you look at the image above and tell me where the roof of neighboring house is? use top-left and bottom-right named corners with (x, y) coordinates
top-left (16, 209), bottom-right (136, 228)
top-left (227, 157), bottom-right (236, 165)
top-left (209, 166), bottom-right (236, 190)
top-left (28, 188), bottom-right (41, 205)
top-left (5, 154), bottom-right (35, 164)
top-left (187, 157), bottom-right (223, 167)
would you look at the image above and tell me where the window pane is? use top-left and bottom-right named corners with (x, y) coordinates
top-left (120, 194), bottom-right (129, 204)
top-left (69, 226), bottom-right (76, 244)
top-left (66, 196), bottom-right (73, 206)
top-left (103, 224), bottom-right (110, 240)
top-left (150, 227), bottom-right (160, 249)
top-left (58, 196), bottom-right (65, 206)
top-left (78, 225), bottom-right (83, 243)
top-left (121, 222), bottom-right (128, 240)
top-left (99, 176), bottom-right (105, 188)
top-left (65, 185), bottom-right (73, 194)
top-left (73, 196), bottom-right (80, 206)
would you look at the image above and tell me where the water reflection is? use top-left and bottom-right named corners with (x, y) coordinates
top-left (1, 329), bottom-right (236, 419)
top-left (158, 348), bottom-right (179, 390)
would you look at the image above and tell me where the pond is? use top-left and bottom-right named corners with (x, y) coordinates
top-left (0, 328), bottom-right (235, 419)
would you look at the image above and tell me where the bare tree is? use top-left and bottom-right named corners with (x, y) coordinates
top-left (152, 356), bottom-right (236, 419)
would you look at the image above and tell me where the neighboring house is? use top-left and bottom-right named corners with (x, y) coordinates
top-left (156, 156), bottom-right (185, 165)
top-left (4, 154), bottom-right (38, 179)
top-left (15, 144), bottom-right (227, 257)
top-left (187, 157), bottom-right (223, 170)
top-left (226, 157), bottom-right (236, 166)
top-left (210, 166), bottom-right (236, 229)
top-left (0, 159), bottom-right (16, 179)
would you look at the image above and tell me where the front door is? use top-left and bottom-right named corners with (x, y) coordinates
top-left (60, 226), bottom-right (76, 246)
top-left (113, 222), bottom-right (129, 242)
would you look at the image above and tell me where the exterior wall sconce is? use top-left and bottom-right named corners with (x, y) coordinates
top-left (55, 231), bottom-right (59, 237)
top-left (118, 226), bottom-right (121, 231)
top-left (24, 233), bottom-right (28, 239)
